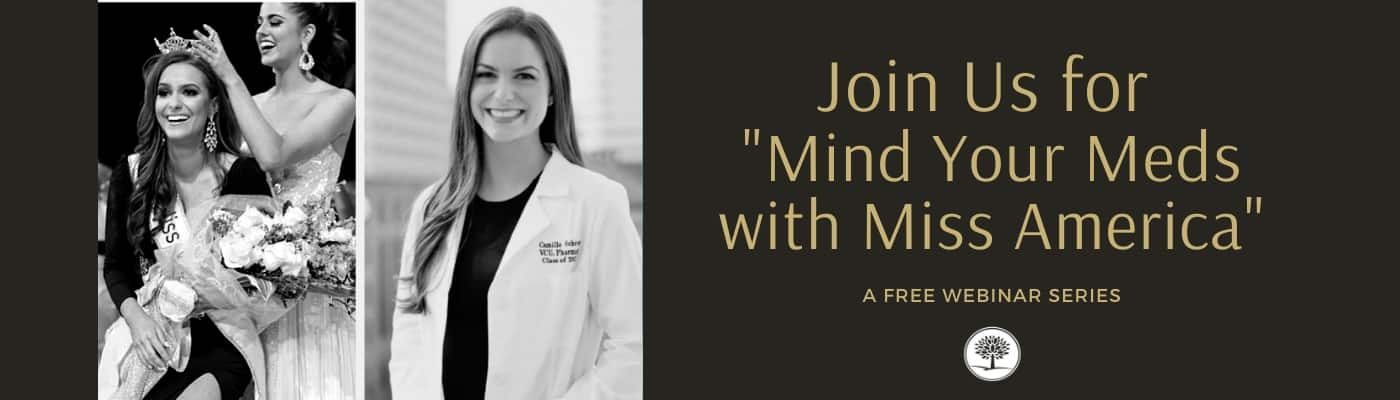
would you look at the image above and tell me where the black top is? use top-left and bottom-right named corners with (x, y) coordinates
top-left (103, 155), bottom-right (271, 312)
top-left (442, 177), bottom-right (540, 399)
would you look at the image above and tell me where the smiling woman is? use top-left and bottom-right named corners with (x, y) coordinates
top-left (189, 2), bottom-right (358, 399)
top-left (471, 31), bottom-right (553, 148)
top-left (97, 3), bottom-right (357, 400)
top-left (386, 6), bottom-right (643, 400)
top-left (97, 48), bottom-right (281, 400)
top-left (156, 64), bottom-right (209, 133)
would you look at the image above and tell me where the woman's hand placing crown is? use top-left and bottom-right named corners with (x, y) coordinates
top-left (192, 24), bottom-right (238, 86)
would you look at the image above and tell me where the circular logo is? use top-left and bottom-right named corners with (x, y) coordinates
top-left (964, 326), bottom-right (1021, 381)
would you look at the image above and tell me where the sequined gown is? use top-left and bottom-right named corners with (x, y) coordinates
top-left (261, 146), bottom-right (358, 399)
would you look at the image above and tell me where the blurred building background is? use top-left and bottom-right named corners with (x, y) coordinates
top-left (365, 1), bottom-right (641, 398)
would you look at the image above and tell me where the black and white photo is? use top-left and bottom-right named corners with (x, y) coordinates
top-left (364, 0), bottom-right (643, 398)
top-left (97, 2), bottom-right (359, 399)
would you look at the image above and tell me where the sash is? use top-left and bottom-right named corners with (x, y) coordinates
top-left (150, 199), bottom-right (189, 249)
top-left (125, 153), bottom-right (196, 361)
top-left (128, 154), bottom-right (190, 250)
top-left (99, 155), bottom-right (202, 399)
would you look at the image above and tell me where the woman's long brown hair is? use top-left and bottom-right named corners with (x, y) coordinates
top-left (398, 7), bottom-right (583, 313)
top-left (127, 52), bottom-right (241, 261)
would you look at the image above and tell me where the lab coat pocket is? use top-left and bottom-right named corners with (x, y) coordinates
top-left (512, 257), bottom-right (579, 329)
top-left (529, 237), bottom-right (583, 302)
top-left (536, 237), bottom-right (583, 273)
top-left (527, 260), bottom-right (579, 304)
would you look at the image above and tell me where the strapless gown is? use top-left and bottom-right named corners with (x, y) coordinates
top-left (260, 146), bottom-right (358, 399)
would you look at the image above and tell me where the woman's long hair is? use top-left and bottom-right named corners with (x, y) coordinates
top-left (288, 3), bottom-right (351, 87)
top-left (127, 52), bottom-right (242, 260)
top-left (399, 7), bottom-right (583, 313)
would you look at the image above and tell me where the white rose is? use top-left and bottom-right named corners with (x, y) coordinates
top-left (219, 233), bottom-right (256, 269)
top-left (260, 242), bottom-right (307, 277)
top-left (235, 206), bottom-right (270, 232)
top-left (320, 227), bottom-right (353, 243)
top-left (281, 254), bottom-right (307, 277)
top-left (277, 206), bottom-right (308, 227)
top-left (244, 229), bottom-right (266, 246)
top-left (157, 280), bottom-right (196, 321)
top-left (255, 247), bottom-right (279, 272)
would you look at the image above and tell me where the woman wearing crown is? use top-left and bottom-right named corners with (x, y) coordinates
top-left (189, 3), bottom-right (358, 399)
top-left (97, 29), bottom-right (288, 400)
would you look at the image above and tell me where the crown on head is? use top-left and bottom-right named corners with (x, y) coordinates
top-left (154, 28), bottom-right (205, 54)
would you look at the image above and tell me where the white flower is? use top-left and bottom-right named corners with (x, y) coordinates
top-left (260, 241), bottom-right (307, 277)
top-left (219, 233), bottom-right (257, 269)
top-left (157, 280), bottom-right (196, 321)
top-left (235, 206), bottom-right (270, 232)
top-left (277, 206), bottom-right (308, 227)
top-left (210, 209), bottom-right (235, 223)
top-left (320, 227), bottom-right (353, 243)
top-left (254, 247), bottom-right (279, 272)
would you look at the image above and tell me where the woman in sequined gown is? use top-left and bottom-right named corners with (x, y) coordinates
top-left (192, 3), bottom-right (357, 399)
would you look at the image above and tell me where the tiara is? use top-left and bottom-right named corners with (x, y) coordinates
top-left (153, 28), bottom-right (207, 54)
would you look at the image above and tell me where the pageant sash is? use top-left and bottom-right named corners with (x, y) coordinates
top-left (128, 154), bottom-right (191, 250)
top-left (149, 198), bottom-right (189, 249)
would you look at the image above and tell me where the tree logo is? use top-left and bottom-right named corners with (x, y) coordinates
top-left (964, 327), bottom-right (1021, 381)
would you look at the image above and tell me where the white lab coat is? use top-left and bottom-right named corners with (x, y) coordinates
top-left (390, 151), bottom-right (643, 400)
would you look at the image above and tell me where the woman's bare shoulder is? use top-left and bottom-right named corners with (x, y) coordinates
top-left (311, 82), bottom-right (355, 103)
top-left (251, 91), bottom-right (271, 109)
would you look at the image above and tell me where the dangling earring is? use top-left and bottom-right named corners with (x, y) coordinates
top-left (204, 110), bottom-right (219, 152)
top-left (299, 40), bottom-right (316, 71)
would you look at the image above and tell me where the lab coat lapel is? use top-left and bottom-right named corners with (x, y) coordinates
top-left (501, 197), bottom-right (549, 278)
top-left (496, 151), bottom-right (570, 283)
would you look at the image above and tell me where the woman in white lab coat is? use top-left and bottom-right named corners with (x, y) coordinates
top-left (390, 7), bottom-right (643, 400)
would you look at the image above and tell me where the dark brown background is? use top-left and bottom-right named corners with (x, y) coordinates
top-left (643, 1), bottom-right (1392, 397)
top-left (4, 0), bottom-right (1396, 397)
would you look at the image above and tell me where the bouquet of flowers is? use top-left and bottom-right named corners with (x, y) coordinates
top-left (108, 241), bottom-right (268, 399)
top-left (207, 194), bottom-right (356, 314)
